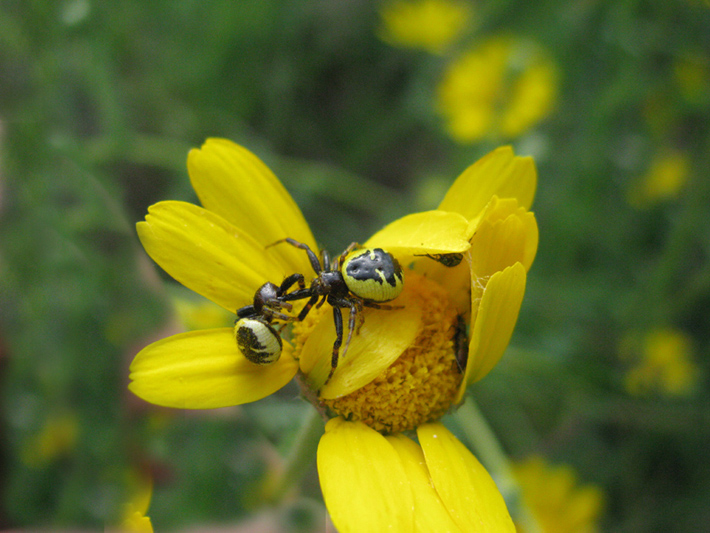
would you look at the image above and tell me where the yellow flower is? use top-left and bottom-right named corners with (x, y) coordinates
top-left (378, 0), bottom-right (472, 53)
top-left (21, 413), bottom-right (78, 467)
top-left (513, 456), bottom-right (604, 533)
top-left (437, 35), bottom-right (558, 143)
top-left (627, 149), bottom-right (690, 208)
top-left (129, 138), bottom-right (538, 530)
top-left (673, 53), bottom-right (710, 104)
top-left (320, 418), bottom-right (514, 531)
top-left (621, 328), bottom-right (699, 396)
top-left (119, 471), bottom-right (154, 533)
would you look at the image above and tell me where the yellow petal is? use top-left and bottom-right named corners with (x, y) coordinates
top-left (364, 210), bottom-right (471, 256)
top-left (301, 285), bottom-right (422, 398)
top-left (317, 419), bottom-right (414, 532)
top-left (438, 146), bottom-right (536, 222)
top-left (460, 263), bottom-right (526, 394)
top-left (137, 201), bottom-right (289, 312)
top-left (418, 423), bottom-right (515, 532)
top-left (121, 473), bottom-right (153, 533)
top-left (129, 328), bottom-right (298, 408)
top-left (187, 138), bottom-right (317, 275)
top-left (387, 434), bottom-right (463, 532)
top-left (469, 205), bottom-right (539, 280)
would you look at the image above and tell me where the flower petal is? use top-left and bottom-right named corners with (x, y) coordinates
top-left (387, 434), bottom-right (463, 532)
top-left (137, 201), bottom-right (290, 312)
top-left (187, 138), bottom-right (318, 275)
top-left (129, 328), bottom-right (298, 408)
top-left (438, 146), bottom-right (536, 222)
top-left (301, 285), bottom-right (422, 398)
top-left (469, 201), bottom-right (539, 279)
top-left (418, 423), bottom-right (515, 532)
top-left (460, 262), bottom-right (527, 394)
top-left (364, 210), bottom-right (471, 256)
top-left (317, 419), bottom-right (414, 533)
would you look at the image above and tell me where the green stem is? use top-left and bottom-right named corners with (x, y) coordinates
top-left (455, 399), bottom-right (542, 533)
top-left (262, 406), bottom-right (325, 504)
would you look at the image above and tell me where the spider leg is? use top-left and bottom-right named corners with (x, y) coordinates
top-left (236, 304), bottom-right (256, 319)
top-left (334, 241), bottom-right (361, 269)
top-left (324, 305), bottom-right (345, 385)
top-left (315, 295), bottom-right (328, 310)
top-left (354, 300), bottom-right (365, 334)
top-left (297, 294), bottom-right (320, 321)
top-left (363, 301), bottom-right (404, 310)
top-left (280, 288), bottom-right (313, 302)
top-left (342, 300), bottom-right (358, 358)
top-left (268, 238), bottom-right (323, 274)
top-left (279, 272), bottom-right (306, 294)
top-left (326, 296), bottom-right (360, 362)
top-left (321, 249), bottom-right (331, 271)
top-left (263, 309), bottom-right (294, 322)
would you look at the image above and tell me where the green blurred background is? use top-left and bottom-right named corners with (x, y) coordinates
top-left (1, 0), bottom-right (709, 531)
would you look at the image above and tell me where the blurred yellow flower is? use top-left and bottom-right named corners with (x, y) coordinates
top-left (378, 0), bottom-right (472, 53)
top-left (129, 138), bottom-right (539, 531)
top-left (437, 35), bottom-right (558, 143)
top-left (622, 328), bottom-right (699, 396)
top-left (673, 52), bottom-right (710, 105)
top-left (513, 456), bottom-right (604, 533)
top-left (627, 150), bottom-right (689, 208)
top-left (119, 471), bottom-right (154, 533)
top-left (21, 413), bottom-right (78, 467)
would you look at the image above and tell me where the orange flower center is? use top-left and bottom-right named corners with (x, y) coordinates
top-left (292, 273), bottom-right (464, 434)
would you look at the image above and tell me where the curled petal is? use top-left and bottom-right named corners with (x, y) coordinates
top-left (301, 286), bottom-right (422, 398)
top-left (418, 423), bottom-right (515, 532)
top-left (387, 434), bottom-right (463, 532)
top-left (469, 204), bottom-right (539, 279)
top-left (458, 263), bottom-right (527, 397)
top-left (317, 419), bottom-right (414, 532)
top-left (137, 201), bottom-right (289, 312)
top-left (129, 328), bottom-right (298, 409)
top-left (364, 210), bottom-right (471, 257)
top-left (187, 138), bottom-right (318, 275)
top-left (439, 146), bottom-right (537, 222)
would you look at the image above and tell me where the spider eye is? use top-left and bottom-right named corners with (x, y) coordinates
top-left (341, 248), bottom-right (404, 302)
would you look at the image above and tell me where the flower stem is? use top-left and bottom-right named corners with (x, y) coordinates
top-left (455, 398), bottom-right (542, 533)
top-left (261, 405), bottom-right (325, 504)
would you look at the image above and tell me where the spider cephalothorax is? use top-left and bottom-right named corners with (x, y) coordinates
top-left (233, 274), bottom-right (305, 365)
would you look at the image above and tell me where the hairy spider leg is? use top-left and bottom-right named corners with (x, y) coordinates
top-left (268, 238), bottom-right (323, 274)
top-left (237, 304), bottom-right (293, 322)
top-left (334, 241), bottom-right (361, 269)
top-left (324, 295), bottom-right (361, 385)
top-left (321, 248), bottom-right (331, 272)
top-left (280, 272), bottom-right (307, 292)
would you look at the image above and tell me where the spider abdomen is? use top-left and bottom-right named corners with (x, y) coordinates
top-left (342, 248), bottom-right (404, 302)
top-left (234, 318), bottom-right (282, 364)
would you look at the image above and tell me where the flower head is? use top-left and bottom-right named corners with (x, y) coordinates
top-left (129, 138), bottom-right (538, 530)
top-left (627, 149), bottom-right (690, 208)
top-left (437, 35), bottom-right (558, 143)
top-left (378, 0), bottom-right (472, 54)
top-left (513, 456), bottom-right (605, 533)
top-left (118, 471), bottom-right (154, 533)
top-left (21, 413), bottom-right (79, 467)
top-left (620, 328), bottom-right (699, 396)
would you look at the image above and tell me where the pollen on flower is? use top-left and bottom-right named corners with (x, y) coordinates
top-left (294, 274), bottom-right (464, 434)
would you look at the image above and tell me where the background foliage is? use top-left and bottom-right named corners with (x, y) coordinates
top-left (1, 0), bottom-right (709, 531)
